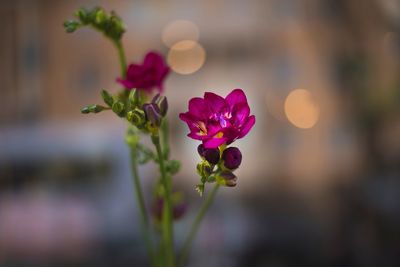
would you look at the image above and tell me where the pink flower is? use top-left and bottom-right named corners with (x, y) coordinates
top-left (179, 89), bottom-right (255, 148)
top-left (117, 51), bottom-right (170, 93)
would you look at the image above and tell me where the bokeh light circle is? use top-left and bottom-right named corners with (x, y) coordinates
top-left (284, 89), bottom-right (319, 129)
top-left (167, 40), bottom-right (206, 75)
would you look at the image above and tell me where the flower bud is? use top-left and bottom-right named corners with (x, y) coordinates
top-left (112, 101), bottom-right (125, 117)
top-left (165, 160), bottom-right (181, 175)
top-left (63, 20), bottom-right (81, 33)
top-left (143, 103), bottom-right (162, 127)
top-left (196, 160), bottom-right (212, 179)
top-left (222, 147), bottom-right (242, 169)
top-left (197, 144), bottom-right (220, 164)
top-left (205, 148), bottom-right (220, 165)
top-left (75, 8), bottom-right (90, 24)
top-left (81, 104), bottom-right (107, 114)
top-left (152, 196), bottom-right (187, 221)
top-left (197, 144), bottom-right (206, 157)
top-left (152, 94), bottom-right (168, 116)
top-left (128, 89), bottom-right (139, 108)
top-left (101, 89), bottom-right (114, 107)
top-left (217, 171), bottom-right (237, 187)
top-left (95, 9), bottom-right (107, 25)
top-left (127, 108), bottom-right (145, 126)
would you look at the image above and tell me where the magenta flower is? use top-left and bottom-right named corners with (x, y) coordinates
top-left (117, 51), bottom-right (170, 93)
top-left (179, 89), bottom-right (255, 148)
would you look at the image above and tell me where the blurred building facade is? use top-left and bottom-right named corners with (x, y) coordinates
top-left (0, 0), bottom-right (399, 266)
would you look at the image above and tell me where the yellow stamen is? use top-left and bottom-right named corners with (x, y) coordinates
top-left (215, 132), bottom-right (223, 138)
top-left (197, 121), bottom-right (207, 135)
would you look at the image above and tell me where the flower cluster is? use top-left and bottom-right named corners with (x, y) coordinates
top-left (180, 89), bottom-right (255, 194)
top-left (66, 6), bottom-right (256, 265)
top-left (64, 7), bottom-right (125, 41)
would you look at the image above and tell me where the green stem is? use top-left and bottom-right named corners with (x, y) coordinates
top-left (178, 184), bottom-right (220, 267)
top-left (152, 134), bottom-right (175, 267)
top-left (161, 119), bottom-right (170, 160)
top-left (129, 145), bottom-right (156, 267)
top-left (114, 39), bottom-right (127, 78)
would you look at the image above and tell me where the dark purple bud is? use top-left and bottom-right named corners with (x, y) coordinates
top-left (173, 202), bottom-right (187, 220)
top-left (222, 147), bottom-right (242, 169)
top-left (204, 148), bottom-right (220, 165)
top-left (197, 144), bottom-right (206, 157)
top-left (152, 196), bottom-right (187, 221)
top-left (152, 197), bottom-right (163, 221)
top-left (197, 144), bottom-right (220, 164)
top-left (143, 103), bottom-right (162, 127)
top-left (152, 94), bottom-right (168, 116)
top-left (219, 171), bottom-right (237, 187)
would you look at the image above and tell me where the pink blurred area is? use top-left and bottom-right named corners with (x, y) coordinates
top-left (0, 192), bottom-right (96, 261)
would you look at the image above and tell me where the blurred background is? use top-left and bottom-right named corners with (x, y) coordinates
top-left (1, 0), bottom-right (400, 266)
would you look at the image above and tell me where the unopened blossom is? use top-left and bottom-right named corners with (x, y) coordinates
top-left (222, 147), bottom-right (242, 169)
top-left (179, 89), bottom-right (255, 148)
top-left (117, 51), bottom-right (170, 93)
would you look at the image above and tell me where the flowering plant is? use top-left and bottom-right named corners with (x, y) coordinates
top-left (64, 7), bottom-right (254, 267)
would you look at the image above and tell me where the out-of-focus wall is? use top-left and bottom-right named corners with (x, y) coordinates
top-left (0, 0), bottom-right (399, 266)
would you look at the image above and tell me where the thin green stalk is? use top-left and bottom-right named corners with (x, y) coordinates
top-left (114, 39), bottom-right (127, 78)
top-left (178, 184), bottom-right (220, 267)
top-left (152, 134), bottom-right (175, 267)
top-left (119, 41), bottom-right (155, 266)
top-left (161, 119), bottom-right (170, 160)
top-left (130, 146), bottom-right (156, 267)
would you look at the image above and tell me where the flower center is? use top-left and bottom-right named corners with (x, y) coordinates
top-left (211, 112), bottom-right (231, 128)
top-left (196, 121), bottom-right (207, 135)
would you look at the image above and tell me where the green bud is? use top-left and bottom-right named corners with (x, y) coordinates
top-left (112, 101), bottom-right (125, 116)
top-left (63, 20), bottom-right (81, 33)
top-left (127, 108), bottom-right (145, 126)
top-left (128, 89), bottom-right (139, 108)
top-left (207, 175), bottom-right (216, 183)
top-left (80, 104), bottom-right (107, 114)
top-left (100, 90), bottom-right (114, 107)
top-left (87, 7), bottom-right (100, 23)
top-left (125, 132), bottom-right (139, 148)
top-left (166, 160), bottom-right (181, 175)
top-left (95, 9), bottom-right (107, 25)
top-left (75, 8), bottom-right (89, 24)
top-left (216, 171), bottom-right (237, 187)
top-left (196, 160), bottom-right (213, 180)
top-left (67, 7), bottom-right (125, 42)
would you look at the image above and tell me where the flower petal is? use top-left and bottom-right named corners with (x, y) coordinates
top-left (238, 115), bottom-right (255, 138)
top-left (222, 127), bottom-right (240, 144)
top-left (188, 97), bottom-right (209, 120)
top-left (203, 136), bottom-right (227, 148)
top-left (225, 89), bottom-right (247, 108)
top-left (188, 132), bottom-right (206, 140)
top-left (126, 64), bottom-right (143, 79)
top-left (231, 102), bottom-right (250, 126)
top-left (116, 78), bottom-right (135, 89)
top-left (179, 112), bottom-right (197, 129)
top-left (143, 52), bottom-right (162, 67)
top-left (204, 92), bottom-right (226, 113)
